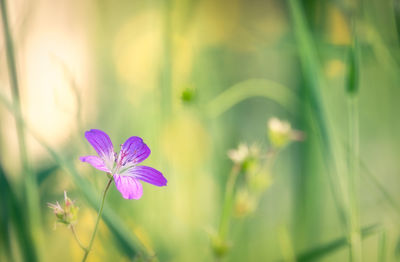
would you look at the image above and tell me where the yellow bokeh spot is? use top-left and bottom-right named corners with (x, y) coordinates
top-left (192, 0), bottom-right (240, 45)
top-left (161, 112), bottom-right (210, 171)
top-left (327, 5), bottom-right (351, 45)
top-left (113, 10), bottom-right (162, 94)
top-left (325, 59), bottom-right (346, 78)
top-left (227, 1), bottom-right (288, 52)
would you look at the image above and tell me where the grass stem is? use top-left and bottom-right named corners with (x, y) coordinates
top-left (218, 164), bottom-right (241, 241)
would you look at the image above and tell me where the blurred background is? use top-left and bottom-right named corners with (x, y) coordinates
top-left (0, 0), bottom-right (400, 261)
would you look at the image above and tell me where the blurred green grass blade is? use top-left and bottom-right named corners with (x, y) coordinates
top-left (0, 163), bottom-right (13, 261)
top-left (0, 163), bottom-right (37, 262)
top-left (346, 43), bottom-right (359, 95)
top-left (287, 0), bottom-right (348, 229)
top-left (336, 136), bottom-right (400, 219)
top-left (206, 78), bottom-right (299, 118)
top-left (159, 0), bottom-right (172, 120)
top-left (361, 161), bottom-right (400, 217)
top-left (395, 236), bottom-right (400, 259)
top-left (102, 204), bottom-right (147, 257)
top-left (0, 92), bottom-right (147, 258)
top-left (378, 231), bottom-right (387, 262)
top-left (366, 25), bottom-right (400, 81)
top-left (295, 224), bottom-right (380, 262)
top-left (346, 28), bottom-right (362, 260)
top-left (36, 163), bottom-right (60, 185)
top-left (278, 225), bottom-right (296, 262)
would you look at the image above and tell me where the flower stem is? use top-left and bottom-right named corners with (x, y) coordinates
top-left (82, 177), bottom-right (113, 262)
top-left (71, 225), bottom-right (87, 252)
top-left (218, 163), bottom-right (241, 241)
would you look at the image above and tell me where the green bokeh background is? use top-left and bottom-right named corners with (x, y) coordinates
top-left (0, 0), bottom-right (399, 261)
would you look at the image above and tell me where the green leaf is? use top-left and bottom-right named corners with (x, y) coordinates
top-left (295, 224), bottom-right (380, 261)
top-left (0, 163), bottom-right (38, 262)
top-left (36, 163), bottom-right (60, 185)
top-left (287, 0), bottom-right (348, 230)
top-left (206, 78), bottom-right (299, 118)
top-left (346, 44), bottom-right (359, 95)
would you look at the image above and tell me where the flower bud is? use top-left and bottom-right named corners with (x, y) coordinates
top-left (210, 234), bottom-right (230, 258)
top-left (267, 118), bottom-right (292, 148)
top-left (48, 191), bottom-right (79, 227)
top-left (248, 171), bottom-right (272, 194)
top-left (228, 143), bottom-right (260, 171)
top-left (181, 86), bottom-right (196, 104)
top-left (234, 189), bottom-right (256, 218)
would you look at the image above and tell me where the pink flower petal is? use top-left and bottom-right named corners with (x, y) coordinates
top-left (114, 174), bottom-right (143, 200)
top-left (84, 129), bottom-right (115, 170)
top-left (79, 156), bottom-right (111, 173)
top-left (124, 166), bottom-right (167, 187)
top-left (117, 136), bottom-right (150, 166)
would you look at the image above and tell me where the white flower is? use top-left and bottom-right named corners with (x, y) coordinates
top-left (228, 144), bottom-right (249, 163)
top-left (268, 117), bottom-right (291, 135)
top-left (228, 143), bottom-right (260, 164)
top-left (267, 118), bottom-right (293, 148)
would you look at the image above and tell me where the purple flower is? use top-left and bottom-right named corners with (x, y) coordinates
top-left (80, 129), bottom-right (167, 199)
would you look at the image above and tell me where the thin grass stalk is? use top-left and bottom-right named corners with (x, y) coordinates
top-left (346, 26), bottom-right (361, 261)
top-left (71, 225), bottom-right (87, 252)
top-left (160, 0), bottom-right (172, 121)
top-left (378, 231), bottom-right (387, 262)
top-left (218, 163), bottom-right (241, 241)
top-left (347, 96), bottom-right (361, 261)
top-left (0, 0), bottom-right (42, 259)
top-left (361, 161), bottom-right (400, 217)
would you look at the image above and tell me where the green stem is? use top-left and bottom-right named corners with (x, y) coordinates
top-left (71, 225), bottom-right (87, 252)
top-left (216, 148), bottom-right (279, 249)
top-left (347, 97), bottom-right (361, 261)
top-left (361, 161), bottom-right (400, 217)
top-left (378, 231), bottom-right (386, 262)
top-left (206, 79), bottom-right (299, 118)
top-left (218, 164), bottom-right (241, 240)
top-left (265, 147), bottom-right (279, 168)
top-left (82, 177), bottom-right (113, 262)
top-left (159, 0), bottom-right (172, 121)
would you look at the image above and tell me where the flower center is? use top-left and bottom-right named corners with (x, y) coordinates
top-left (113, 148), bottom-right (136, 175)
